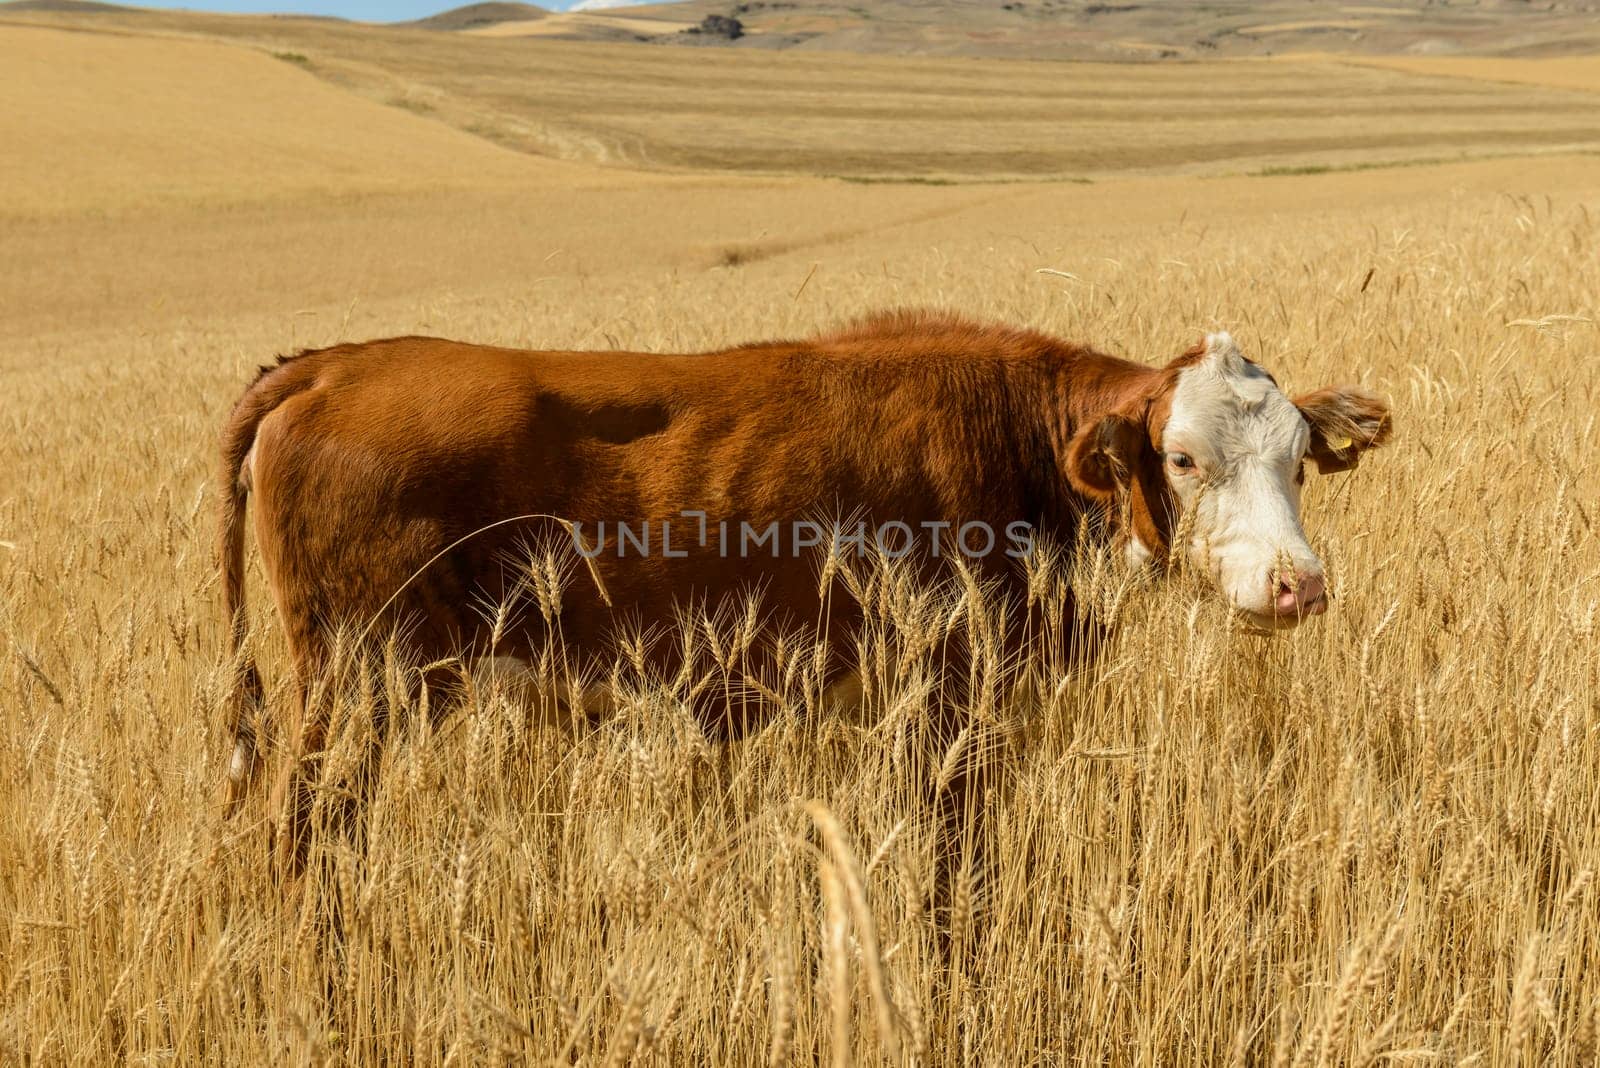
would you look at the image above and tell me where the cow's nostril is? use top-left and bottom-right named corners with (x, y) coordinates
top-left (1272, 571), bottom-right (1327, 616)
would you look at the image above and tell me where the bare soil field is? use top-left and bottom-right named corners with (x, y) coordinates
top-left (3, 11), bottom-right (1600, 1065)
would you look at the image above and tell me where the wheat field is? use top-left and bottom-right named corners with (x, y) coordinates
top-left (9, 12), bottom-right (1600, 181)
top-left (4, 14), bottom-right (1600, 1066)
top-left (1344, 54), bottom-right (1600, 96)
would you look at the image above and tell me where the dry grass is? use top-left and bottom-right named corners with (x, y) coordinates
top-left (4, 19), bottom-right (1600, 1066)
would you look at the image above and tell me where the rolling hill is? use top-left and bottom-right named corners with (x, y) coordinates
top-left (5, 1), bottom-right (1599, 185)
top-left (13, 0), bottom-right (1598, 60)
top-left (0, 22), bottom-right (590, 216)
top-left (411, 0), bottom-right (1600, 60)
top-left (408, 1), bottom-right (548, 30)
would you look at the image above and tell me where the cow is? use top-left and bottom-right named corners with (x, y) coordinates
top-left (217, 309), bottom-right (1392, 874)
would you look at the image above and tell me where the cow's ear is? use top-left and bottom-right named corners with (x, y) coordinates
top-left (1295, 386), bottom-right (1393, 474)
top-left (1066, 412), bottom-right (1149, 499)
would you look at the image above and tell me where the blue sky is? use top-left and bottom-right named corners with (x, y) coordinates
top-left (154, 0), bottom-right (626, 18)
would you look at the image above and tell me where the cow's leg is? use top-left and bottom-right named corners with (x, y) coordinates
top-left (268, 634), bottom-right (330, 881)
top-left (270, 636), bottom-right (417, 880)
top-left (219, 658), bottom-right (266, 817)
top-left (337, 650), bottom-right (438, 867)
top-left (931, 722), bottom-right (998, 960)
top-left (926, 619), bottom-right (1019, 968)
top-left (469, 652), bottom-right (609, 732)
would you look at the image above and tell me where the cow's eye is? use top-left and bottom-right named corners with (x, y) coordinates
top-left (1167, 452), bottom-right (1195, 472)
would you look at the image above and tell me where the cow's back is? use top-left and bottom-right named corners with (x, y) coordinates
top-left (239, 322), bottom-right (1087, 682)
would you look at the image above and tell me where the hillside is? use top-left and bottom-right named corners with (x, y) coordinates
top-left (0, 0), bottom-right (134, 11)
top-left (8, 0), bottom-right (1600, 58)
top-left (428, 0), bottom-right (1600, 60)
top-left (0, 23), bottom-right (593, 216)
top-left (408, 1), bottom-right (547, 31)
top-left (4, 4), bottom-right (1599, 185)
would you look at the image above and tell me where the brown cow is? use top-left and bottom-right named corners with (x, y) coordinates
top-left (218, 309), bottom-right (1391, 870)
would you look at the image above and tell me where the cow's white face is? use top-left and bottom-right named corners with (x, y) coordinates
top-left (1161, 334), bottom-right (1325, 627)
top-left (1066, 331), bottom-right (1393, 629)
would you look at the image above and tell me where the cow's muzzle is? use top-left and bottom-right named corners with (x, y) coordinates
top-left (1240, 570), bottom-right (1327, 630)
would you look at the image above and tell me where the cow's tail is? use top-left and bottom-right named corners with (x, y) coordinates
top-left (217, 355), bottom-right (321, 812)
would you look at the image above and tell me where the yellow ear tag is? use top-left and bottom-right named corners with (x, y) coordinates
top-left (1329, 435), bottom-right (1353, 450)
